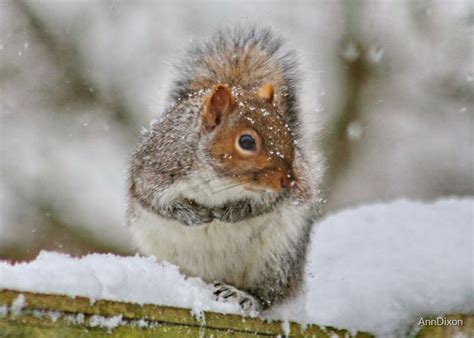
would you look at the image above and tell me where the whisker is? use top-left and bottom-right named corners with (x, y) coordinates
top-left (198, 176), bottom-right (249, 191)
top-left (211, 178), bottom-right (255, 195)
top-left (189, 176), bottom-right (232, 193)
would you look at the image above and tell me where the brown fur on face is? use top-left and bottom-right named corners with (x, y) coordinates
top-left (202, 84), bottom-right (295, 192)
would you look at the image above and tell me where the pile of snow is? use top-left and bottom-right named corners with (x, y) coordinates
top-left (0, 198), bottom-right (472, 336)
top-left (269, 198), bottom-right (473, 336)
top-left (0, 253), bottom-right (240, 315)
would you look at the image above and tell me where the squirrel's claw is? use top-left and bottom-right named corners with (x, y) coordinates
top-left (212, 282), bottom-right (260, 313)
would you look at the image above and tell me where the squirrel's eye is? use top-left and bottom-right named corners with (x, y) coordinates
top-left (238, 134), bottom-right (256, 151)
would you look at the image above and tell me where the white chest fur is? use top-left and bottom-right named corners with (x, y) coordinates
top-left (129, 199), bottom-right (309, 289)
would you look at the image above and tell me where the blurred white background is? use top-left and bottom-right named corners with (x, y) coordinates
top-left (0, 0), bottom-right (472, 260)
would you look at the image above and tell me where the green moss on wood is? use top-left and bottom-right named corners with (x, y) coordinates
top-left (1, 289), bottom-right (471, 337)
top-left (0, 289), bottom-right (371, 337)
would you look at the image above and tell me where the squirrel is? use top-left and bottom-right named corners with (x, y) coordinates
top-left (127, 26), bottom-right (323, 312)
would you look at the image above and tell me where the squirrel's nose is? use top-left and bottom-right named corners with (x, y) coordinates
top-left (280, 175), bottom-right (291, 189)
top-left (277, 170), bottom-right (295, 191)
top-left (265, 168), bottom-right (294, 192)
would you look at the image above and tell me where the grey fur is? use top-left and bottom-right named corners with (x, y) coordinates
top-left (249, 217), bottom-right (314, 308)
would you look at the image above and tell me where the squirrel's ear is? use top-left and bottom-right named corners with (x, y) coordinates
top-left (257, 83), bottom-right (274, 104)
top-left (203, 85), bottom-right (234, 131)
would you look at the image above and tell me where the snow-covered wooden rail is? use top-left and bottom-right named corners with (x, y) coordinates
top-left (0, 289), bottom-right (371, 337)
top-left (1, 290), bottom-right (472, 337)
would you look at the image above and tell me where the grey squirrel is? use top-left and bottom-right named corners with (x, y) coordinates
top-left (127, 26), bottom-right (323, 311)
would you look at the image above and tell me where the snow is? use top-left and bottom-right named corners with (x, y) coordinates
top-left (0, 305), bottom-right (7, 317)
top-left (0, 198), bottom-right (472, 337)
top-left (65, 313), bottom-right (85, 325)
top-left (0, 253), bottom-right (241, 315)
top-left (10, 294), bottom-right (26, 317)
top-left (89, 314), bottom-right (123, 330)
top-left (31, 309), bottom-right (61, 322)
top-left (269, 198), bottom-right (473, 336)
top-left (341, 41), bottom-right (360, 62)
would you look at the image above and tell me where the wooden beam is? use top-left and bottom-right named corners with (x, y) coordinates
top-left (1, 289), bottom-right (472, 337)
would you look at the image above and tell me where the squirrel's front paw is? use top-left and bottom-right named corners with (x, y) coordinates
top-left (174, 199), bottom-right (213, 226)
top-left (211, 200), bottom-right (252, 223)
top-left (213, 282), bottom-right (260, 313)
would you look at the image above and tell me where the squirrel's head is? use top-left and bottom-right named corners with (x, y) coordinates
top-left (200, 84), bottom-right (298, 193)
